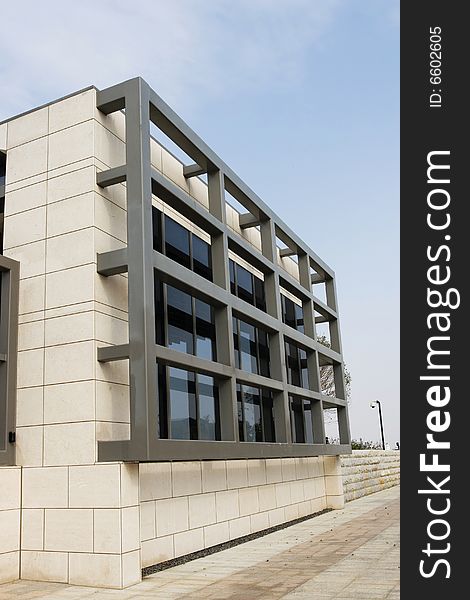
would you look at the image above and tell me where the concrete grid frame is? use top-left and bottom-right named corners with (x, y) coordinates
top-left (95, 77), bottom-right (351, 463)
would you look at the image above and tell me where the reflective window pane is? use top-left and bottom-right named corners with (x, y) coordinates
top-left (157, 364), bottom-right (168, 438)
top-left (290, 396), bottom-right (304, 443)
top-left (286, 342), bottom-right (301, 387)
top-left (236, 264), bottom-right (254, 305)
top-left (294, 303), bottom-right (304, 334)
top-left (165, 216), bottom-right (190, 268)
top-left (282, 295), bottom-right (297, 329)
top-left (257, 329), bottom-right (270, 377)
top-left (239, 320), bottom-right (257, 374)
top-left (167, 286), bottom-right (193, 354)
top-left (192, 235), bottom-right (212, 281)
top-left (233, 317), bottom-right (240, 369)
top-left (300, 349), bottom-right (309, 389)
top-left (242, 386), bottom-right (262, 442)
top-left (169, 368), bottom-right (196, 440)
top-left (198, 374), bottom-right (218, 440)
top-left (303, 400), bottom-right (314, 443)
top-left (154, 275), bottom-right (165, 345)
top-left (237, 384), bottom-right (275, 443)
top-left (262, 391), bottom-right (275, 442)
top-left (237, 384), bottom-right (244, 441)
top-left (152, 207), bottom-right (163, 252)
top-left (195, 299), bottom-right (215, 361)
top-left (254, 276), bottom-right (266, 312)
top-left (229, 259), bottom-right (236, 295)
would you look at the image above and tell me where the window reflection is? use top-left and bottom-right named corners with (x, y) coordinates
top-left (169, 368), bottom-right (196, 439)
top-left (152, 208), bottom-right (213, 281)
top-left (229, 258), bottom-right (266, 312)
top-left (237, 384), bottom-right (275, 442)
top-left (289, 395), bottom-right (315, 444)
top-left (160, 366), bottom-right (219, 441)
top-left (154, 275), bottom-right (216, 362)
top-left (233, 316), bottom-right (270, 377)
top-left (285, 341), bottom-right (309, 390)
top-left (281, 293), bottom-right (304, 334)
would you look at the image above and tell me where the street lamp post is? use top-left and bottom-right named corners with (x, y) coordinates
top-left (370, 401), bottom-right (385, 450)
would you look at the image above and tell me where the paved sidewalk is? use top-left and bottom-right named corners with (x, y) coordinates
top-left (0, 486), bottom-right (400, 600)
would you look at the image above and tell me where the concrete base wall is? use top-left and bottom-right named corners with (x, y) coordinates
top-left (341, 450), bottom-right (400, 502)
top-left (140, 456), bottom-right (343, 569)
top-left (0, 468), bottom-right (21, 584)
top-left (0, 456), bottom-right (344, 584)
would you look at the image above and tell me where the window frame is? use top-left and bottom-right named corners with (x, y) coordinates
top-left (153, 207), bottom-right (213, 281)
top-left (237, 383), bottom-right (275, 443)
top-left (233, 315), bottom-right (270, 378)
top-left (159, 364), bottom-right (221, 441)
top-left (155, 274), bottom-right (217, 362)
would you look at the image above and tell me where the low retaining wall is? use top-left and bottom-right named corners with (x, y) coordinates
top-left (341, 450), bottom-right (400, 502)
top-left (139, 456), bottom-right (343, 569)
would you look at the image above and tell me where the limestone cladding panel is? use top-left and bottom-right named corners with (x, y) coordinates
top-left (0, 468), bottom-right (21, 584)
top-left (341, 450), bottom-right (400, 502)
top-left (139, 456), bottom-right (343, 568)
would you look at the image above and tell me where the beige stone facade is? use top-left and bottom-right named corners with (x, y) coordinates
top-left (0, 88), bottom-right (344, 588)
top-left (341, 450), bottom-right (400, 502)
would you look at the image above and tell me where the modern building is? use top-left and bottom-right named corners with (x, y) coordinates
top-left (0, 78), bottom-right (351, 588)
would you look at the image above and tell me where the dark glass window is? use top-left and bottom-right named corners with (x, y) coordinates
top-left (158, 366), bottom-right (220, 441)
top-left (229, 259), bottom-right (236, 295)
top-left (152, 208), bottom-right (213, 281)
top-left (290, 395), bottom-right (314, 444)
top-left (285, 342), bottom-right (309, 389)
top-left (167, 286), bottom-right (193, 355)
top-left (157, 364), bottom-right (168, 439)
top-left (195, 299), bottom-right (216, 361)
top-left (254, 277), bottom-right (266, 312)
top-left (165, 216), bottom-right (190, 268)
top-left (290, 396), bottom-right (304, 443)
top-left (281, 293), bottom-right (304, 333)
top-left (303, 400), bottom-right (314, 443)
top-left (169, 368), bottom-right (197, 440)
top-left (233, 317), bottom-right (270, 377)
top-left (154, 275), bottom-right (216, 361)
top-left (192, 235), bottom-right (212, 280)
top-left (239, 320), bottom-right (257, 374)
top-left (237, 264), bottom-right (254, 304)
top-left (154, 277), bottom-right (165, 346)
top-left (229, 258), bottom-right (266, 312)
top-left (198, 374), bottom-right (219, 440)
top-left (152, 207), bottom-right (163, 252)
top-left (237, 384), bottom-right (275, 442)
top-left (0, 152), bottom-right (5, 188)
top-left (295, 303), bottom-right (304, 334)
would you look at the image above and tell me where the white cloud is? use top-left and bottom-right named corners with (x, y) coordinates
top-left (0, 0), bottom-right (342, 120)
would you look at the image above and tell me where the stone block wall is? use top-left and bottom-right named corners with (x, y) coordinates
top-left (341, 450), bottom-right (400, 502)
top-left (140, 456), bottom-right (344, 568)
top-left (0, 468), bottom-right (21, 584)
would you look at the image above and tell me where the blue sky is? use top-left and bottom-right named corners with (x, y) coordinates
top-left (1, 0), bottom-right (399, 445)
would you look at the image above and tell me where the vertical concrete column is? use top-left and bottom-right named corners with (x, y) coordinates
top-left (298, 254), bottom-right (325, 443)
top-left (326, 276), bottom-right (350, 444)
top-left (297, 253), bottom-right (315, 338)
top-left (208, 169), bottom-right (238, 441)
top-left (326, 277), bottom-right (341, 353)
top-left (260, 219), bottom-right (291, 443)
